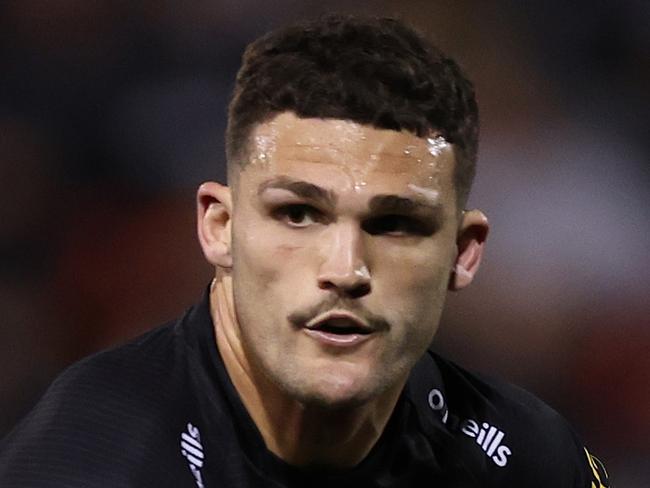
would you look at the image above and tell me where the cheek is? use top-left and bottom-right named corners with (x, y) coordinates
top-left (372, 243), bottom-right (453, 320)
top-left (377, 242), bottom-right (453, 289)
top-left (232, 221), bottom-right (273, 286)
top-left (233, 221), bottom-right (313, 292)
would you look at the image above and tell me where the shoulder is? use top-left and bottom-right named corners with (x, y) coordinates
top-left (42, 317), bottom-right (189, 415)
top-left (407, 351), bottom-right (605, 487)
top-left (0, 315), bottom-right (194, 486)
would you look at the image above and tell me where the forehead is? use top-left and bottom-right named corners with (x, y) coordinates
top-left (239, 112), bottom-right (455, 197)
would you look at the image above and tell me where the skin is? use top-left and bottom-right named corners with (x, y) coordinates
top-left (197, 112), bottom-right (488, 468)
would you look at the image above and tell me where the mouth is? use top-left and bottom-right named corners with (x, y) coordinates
top-left (306, 312), bottom-right (371, 333)
top-left (303, 312), bottom-right (374, 346)
top-left (309, 318), bottom-right (372, 336)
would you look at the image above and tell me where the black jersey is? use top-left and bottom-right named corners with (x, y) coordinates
top-left (0, 290), bottom-right (609, 487)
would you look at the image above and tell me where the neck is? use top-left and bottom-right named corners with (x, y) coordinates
top-left (209, 275), bottom-right (403, 468)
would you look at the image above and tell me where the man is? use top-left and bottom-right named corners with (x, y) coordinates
top-left (0, 14), bottom-right (609, 487)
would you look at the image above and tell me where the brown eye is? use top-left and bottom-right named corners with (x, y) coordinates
top-left (274, 205), bottom-right (321, 228)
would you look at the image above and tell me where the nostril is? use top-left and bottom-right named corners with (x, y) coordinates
top-left (348, 283), bottom-right (371, 299)
top-left (318, 279), bottom-right (371, 298)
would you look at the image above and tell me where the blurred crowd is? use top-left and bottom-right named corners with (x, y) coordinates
top-left (1, 0), bottom-right (648, 484)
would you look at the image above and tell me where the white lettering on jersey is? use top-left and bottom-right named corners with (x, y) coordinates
top-left (181, 422), bottom-right (205, 487)
top-left (427, 388), bottom-right (449, 424)
top-left (460, 419), bottom-right (512, 467)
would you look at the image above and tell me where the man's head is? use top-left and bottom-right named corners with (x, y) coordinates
top-left (226, 14), bottom-right (479, 208)
top-left (198, 15), bottom-right (488, 410)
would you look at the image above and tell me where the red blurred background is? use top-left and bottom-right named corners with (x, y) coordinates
top-left (1, 1), bottom-right (648, 484)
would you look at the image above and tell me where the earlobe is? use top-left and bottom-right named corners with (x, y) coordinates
top-left (449, 210), bottom-right (489, 291)
top-left (197, 182), bottom-right (233, 269)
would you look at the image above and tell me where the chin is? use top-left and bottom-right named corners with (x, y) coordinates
top-left (298, 390), bottom-right (370, 411)
top-left (289, 372), bottom-right (386, 410)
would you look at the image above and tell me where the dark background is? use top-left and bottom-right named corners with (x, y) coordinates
top-left (1, 0), bottom-right (648, 484)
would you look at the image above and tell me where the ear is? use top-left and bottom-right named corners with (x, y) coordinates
top-left (449, 209), bottom-right (489, 291)
top-left (197, 181), bottom-right (233, 269)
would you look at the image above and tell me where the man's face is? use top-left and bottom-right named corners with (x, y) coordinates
top-left (230, 112), bottom-right (461, 407)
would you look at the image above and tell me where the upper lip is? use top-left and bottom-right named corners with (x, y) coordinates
top-left (305, 310), bottom-right (373, 334)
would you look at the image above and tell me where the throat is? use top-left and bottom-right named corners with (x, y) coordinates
top-left (266, 404), bottom-right (387, 468)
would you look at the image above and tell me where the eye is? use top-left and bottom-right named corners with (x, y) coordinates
top-left (362, 215), bottom-right (433, 236)
top-left (273, 204), bottom-right (322, 228)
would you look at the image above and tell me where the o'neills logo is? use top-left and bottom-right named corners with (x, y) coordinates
top-left (460, 419), bottom-right (512, 467)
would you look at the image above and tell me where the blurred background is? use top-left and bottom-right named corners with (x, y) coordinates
top-left (0, 0), bottom-right (648, 484)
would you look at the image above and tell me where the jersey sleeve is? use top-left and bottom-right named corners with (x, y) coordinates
top-left (499, 383), bottom-right (611, 488)
top-left (500, 383), bottom-right (612, 488)
top-left (0, 341), bottom-right (190, 487)
top-left (0, 357), bottom-right (139, 486)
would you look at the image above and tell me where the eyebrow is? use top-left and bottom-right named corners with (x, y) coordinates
top-left (368, 194), bottom-right (442, 215)
top-left (257, 176), bottom-right (338, 208)
top-left (258, 176), bottom-right (442, 216)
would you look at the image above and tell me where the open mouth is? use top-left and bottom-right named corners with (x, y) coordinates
top-left (310, 318), bottom-right (372, 335)
top-left (303, 313), bottom-right (374, 347)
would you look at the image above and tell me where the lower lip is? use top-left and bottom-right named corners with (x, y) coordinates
top-left (303, 329), bottom-right (372, 347)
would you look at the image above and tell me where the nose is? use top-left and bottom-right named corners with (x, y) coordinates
top-left (317, 222), bottom-right (371, 298)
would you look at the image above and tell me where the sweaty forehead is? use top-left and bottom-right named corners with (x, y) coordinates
top-left (244, 112), bottom-right (454, 183)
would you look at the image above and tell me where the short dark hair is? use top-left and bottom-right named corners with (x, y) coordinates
top-left (226, 14), bottom-right (479, 206)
